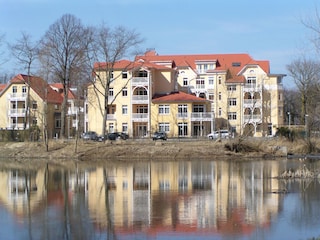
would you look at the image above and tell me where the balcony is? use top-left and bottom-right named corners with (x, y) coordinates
top-left (244, 114), bottom-right (262, 123)
top-left (7, 123), bottom-right (28, 129)
top-left (132, 113), bottom-right (148, 122)
top-left (8, 108), bottom-right (26, 117)
top-left (243, 84), bottom-right (262, 92)
top-left (132, 77), bottom-right (149, 86)
top-left (190, 112), bottom-right (213, 121)
top-left (132, 95), bottom-right (149, 104)
top-left (243, 99), bottom-right (262, 108)
top-left (106, 114), bottom-right (116, 121)
top-left (7, 93), bottom-right (27, 101)
top-left (68, 107), bottom-right (84, 115)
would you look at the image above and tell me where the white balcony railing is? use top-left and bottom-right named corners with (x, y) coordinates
top-left (190, 112), bottom-right (213, 121)
top-left (243, 84), bottom-right (262, 91)
top-left (132, 95), bottom-right (148, 104)
top-left (9, 108), bottom-right (26, 117)
top-left (243, 99), bottom-right (262, 107)
top-left (106, 114), bottom-right (116, 120)
top-left (132, 113), bottom-right (148, 122)
top-left (7, 123), bottom-right (28, 129)
top-left (244, 114), bottom-right (262, 123)
top-left (132, 77), bottom-right (149, 86)
top-left (8, 93), bottom-right (27, 100)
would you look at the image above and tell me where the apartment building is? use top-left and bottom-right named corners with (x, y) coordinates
top-left (0, 74), bottom-right (63, 138)
top-left (138, 50), bottom-right (285, 137)
top-left (86, 50), bottom-right (285, 138)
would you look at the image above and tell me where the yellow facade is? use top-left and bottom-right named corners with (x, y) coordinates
top-left (0, 74), bottom-right (62, 138)
top-left (86, 52), bottom-right (285, 138)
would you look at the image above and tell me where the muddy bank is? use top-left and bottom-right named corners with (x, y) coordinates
top-left (0, 138), bottom-right (290, 166)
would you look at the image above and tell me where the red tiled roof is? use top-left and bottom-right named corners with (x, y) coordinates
top-left (136, 51), bottom-right (271, 82)
top-left (93, 59), bottom-right (171, 71)
top-left (152, 91), bottom-right (208, 103)
top-left (10, 74), bottom-right (63, 104)
top-left (0, 84), bottom-right (6, 92)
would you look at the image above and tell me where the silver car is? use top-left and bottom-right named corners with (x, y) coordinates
top-left (207, 130), bottom-right (230, 139)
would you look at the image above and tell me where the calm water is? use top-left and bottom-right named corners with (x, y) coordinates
top-left (0, 158), bottom-right (320, 240)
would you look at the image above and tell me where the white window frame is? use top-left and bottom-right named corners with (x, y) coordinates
top-left (159, 104), bottom-right (170, 114)
top-left (159, 122), bottom-right (170, 132)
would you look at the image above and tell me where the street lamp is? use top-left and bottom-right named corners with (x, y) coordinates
top-left (287, 112), bottom-right (291, 129)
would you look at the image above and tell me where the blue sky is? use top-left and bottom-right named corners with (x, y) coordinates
top-left (0, 0), bottom-right (318, 88)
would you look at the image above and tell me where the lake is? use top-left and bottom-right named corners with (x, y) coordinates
top-left (0, 158), bottom-right (320, 240)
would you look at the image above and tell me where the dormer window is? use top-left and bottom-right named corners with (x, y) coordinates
top-left (232, 62), bottom-right (241, 67)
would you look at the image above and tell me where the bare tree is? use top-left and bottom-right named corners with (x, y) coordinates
top-left (286, 57), bottom-right (320, 124)
top-left (39, 14), bottom-right (92, 139)
top-left (10, 32), bottom-right (39, 132)
top-left (89, 24), bottom-right (143, 137)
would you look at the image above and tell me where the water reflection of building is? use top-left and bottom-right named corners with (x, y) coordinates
top-left (0, 168), bottom-right (47, 217)
top-left (0, 160), bottom-right (285, 237)
top-left (84, 160), bottom-right (284, 236)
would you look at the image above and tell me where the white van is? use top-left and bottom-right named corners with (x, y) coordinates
top-left (207, 130), bottom-right (230, 139)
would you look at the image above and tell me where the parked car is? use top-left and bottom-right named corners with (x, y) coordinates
top-left (152, 131), bottom-right (167, 141)
top-left (98, 132), bottom-right (129, 141)
top-left (207, 130), bottom-right (230, 139)
top-left (82, 131), bottom-right (98, 141)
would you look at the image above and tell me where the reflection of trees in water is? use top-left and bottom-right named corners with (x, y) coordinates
top-left (285, 179), bottom-right (320, 229)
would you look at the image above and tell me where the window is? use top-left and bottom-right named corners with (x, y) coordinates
top-left (12, 86), bottom-right (17, 93)
top-left (159, 105), bottom-right (170, 114)
top-left (32, 101), bottom-right (37, 109)
top-left (232, 62), bottom-right (241, 67)
top-left (55, 118), bottom-right (61, 128)
top-left (193, 105), bottom-right (204, 112)
top-left (228, 98), bottom-right (237, 106)
top-left (247, 76), bottom-right (256, 84)
top-left (209, 93), bottom-right (214, 101)
top-left (12, 102), bottom-right (16, 109)
top-left (178, 104), bottom-right (188, 118)
top-left (218, 76), bottom-right (222, 84)
top-left (178, 122), bottom-right (188, 136)
top-left (122, 123), bottom-right (128, 132)
top-left (109, 88), bottom-right (114, 96)
top-left (122, 105), bottom-right (128, 115)
top-left (122, 88), bottom-right (127, 96)
top-left (109, 123), bottom-right (114, 133)
top-left (196, 78), bottom-right (205, 89)
top-left (227, 85), bottom-right (236, 91)
top-left (32, 117), bottom-right (37, 125)
top-left (22, 86), bottom-right (27, 94)
top-left (208, 76), bottom-right (214, 86)
top-left (228, 112), bottom-right (237, 120)
top-left (55, 104), bottom-right (59, 110)
top-left (122, 71), bottom-right (128, 79)
top-left (218, 108), bottom-right (222, 116)
top-left (183, 78), bottom-right (188, 86)
top-left (159, 122), bottom-right (170, 132)
top-left (218, 92), bottom-right (222, 100)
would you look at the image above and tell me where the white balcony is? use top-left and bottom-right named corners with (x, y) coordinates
top-left (106, 114), bottom-right (116, 121)
top-left (9, 108), bottom-right (26, 117)
top-left (132, 95), bottom-right (149, 104)
top-left (67, 107), bottom-right (84, 115)
top-left (244, 114), bottom-right (262, 123)
top-left (132, 113), bottom-right (148, 122)
top-left (7, 123), bottom-right (28, 129)
top-left (190, 112), bottom-right (213, 121)
top-left (243, 84), bottom-right (262, 92)
top-left (132, 77), bottom-right (149, 86)
top-left (7, 93), bottom-right (27, 101)
top-left (243, 99), bottom-right (262, 108)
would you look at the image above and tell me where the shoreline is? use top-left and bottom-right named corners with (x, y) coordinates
top-left (0, 138), bottom-right (291, 166)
